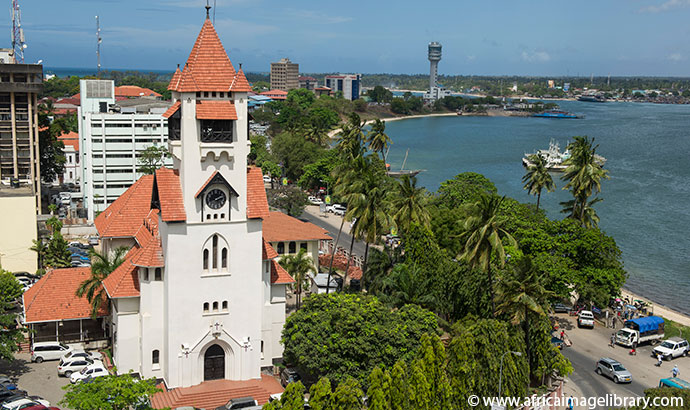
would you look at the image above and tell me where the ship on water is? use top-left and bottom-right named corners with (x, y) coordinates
top-left (532, 110), bottom-right (584, 119)
top-left (522, 139), bottom-right (606, 171)
top-left (578, 94), bottom-right (607, 103)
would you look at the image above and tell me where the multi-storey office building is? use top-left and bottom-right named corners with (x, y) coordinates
top-left (78, 79), bottom-right (172, 220)
top-left (324, 74), bottom-right (361, 100)
top-left (270, 58), bottom-right (299, 91)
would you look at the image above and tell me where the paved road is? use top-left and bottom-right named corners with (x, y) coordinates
top-left (556, 314), bottom-right (688, 408)
top-left (299, 209), bottom-right (367, 262)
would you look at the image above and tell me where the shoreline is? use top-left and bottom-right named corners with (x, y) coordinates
top-left (620, 288), bottom-right (690, 327)
top-left (328, 112), bottom-right (458, 138)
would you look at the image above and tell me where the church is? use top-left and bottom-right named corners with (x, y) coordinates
top-left (93, 10), bottom-right (293, 388)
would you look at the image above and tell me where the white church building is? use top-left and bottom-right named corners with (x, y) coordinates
top-left (93, 13), bottom-right (294, 388)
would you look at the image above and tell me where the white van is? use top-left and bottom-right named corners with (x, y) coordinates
top-left (31, 341), bottom-right (72, 363)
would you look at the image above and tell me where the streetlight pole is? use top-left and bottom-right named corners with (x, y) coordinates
top-left (498, 351), bottom-right (522, 398)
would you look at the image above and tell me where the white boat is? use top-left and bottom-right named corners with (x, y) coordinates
top-left (522, 139), bottom-right (606, 172)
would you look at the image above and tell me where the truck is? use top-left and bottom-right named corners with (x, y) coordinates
top-left (615, 316), bottom-right (665, 347)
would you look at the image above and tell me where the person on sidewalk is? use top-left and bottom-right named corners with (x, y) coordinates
top-left (609, 333), bottom-right (616, 348)
top-left (673, 365), bottom-right (680, 378)
top-left (567, 395), bottom-right (574, 410)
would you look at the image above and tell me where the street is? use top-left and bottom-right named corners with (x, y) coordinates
top-left (556, 314), bottom-right (687, 408)
top-left (299, 205), bottom-right (367, 261)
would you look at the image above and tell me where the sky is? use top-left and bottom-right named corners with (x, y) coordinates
top-left (4, 0), bottom-right (690, 76)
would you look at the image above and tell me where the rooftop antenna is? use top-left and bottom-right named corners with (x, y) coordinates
top-left (11, 0), bottom-right (26, 63)
top-left (213, 0), bottom-right (216, 24)
top-left (96, 16), bottom-right (102, 77)
top-left (205, 0), bottom-right (211, 19)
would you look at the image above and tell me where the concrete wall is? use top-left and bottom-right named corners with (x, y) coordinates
top-left (0, 195), bottom-right (37, 273)
top-left (112, 297), bottom-right (141, 375)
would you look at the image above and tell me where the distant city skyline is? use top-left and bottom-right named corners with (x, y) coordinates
top-left (4, 0), bottom-right (690, 77)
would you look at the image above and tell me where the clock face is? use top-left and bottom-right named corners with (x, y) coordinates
top-left (205, 189), bottom-right (226, 209)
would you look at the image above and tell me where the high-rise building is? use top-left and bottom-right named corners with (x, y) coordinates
top-left (270, 58), bottom-right (299, 91)
top-left (324, 74), bottom-right (361, 100)
top-left (298, 76), bottom-right (318, 91)
top-left (424, 42), bottom-right (451, 101)
top-left (77, 79), bottom-right (173, 221)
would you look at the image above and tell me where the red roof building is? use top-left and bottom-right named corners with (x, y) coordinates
top-left (258, 90), bottom-right (288, 100)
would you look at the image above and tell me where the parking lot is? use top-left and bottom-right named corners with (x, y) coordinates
top-left (1, 352), bottom-right (72, 409)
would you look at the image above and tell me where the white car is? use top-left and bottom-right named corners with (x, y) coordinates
top-left (578, 310), bottom-right (595, 328)
top-left (60, 349), bottom-right (103, 364)
top-left (652, 337), bottom-right (689, 360)
top-left (70, 361), bottom-right (108, 383)
top-left (58, 357), bottom-right (95, 377)
top-left (1, 397), bottom-right (50, 410)
top-left (263, 175), bottom-right (271, 183)
top-left (327, 204), bottom-right (346, 216)
top-left (308, 196), bottom-right (323, 205)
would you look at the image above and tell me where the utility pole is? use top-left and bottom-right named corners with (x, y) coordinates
top-left (11, 0), bottom-right (26, 63)
top-left (96, 16), bottom-right (102, 77)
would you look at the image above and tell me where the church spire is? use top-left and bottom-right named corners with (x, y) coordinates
top-left (205, 0), bottom-right (211, 19)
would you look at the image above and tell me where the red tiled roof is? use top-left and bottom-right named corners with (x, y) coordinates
top-left (247, 167), bottom-right (269, 219)
top-left (95, 176), bottom-right (155, 238)
top-left (230, 68), bottom-right (252, 93)
top-left (23, 268), bottom-right (109, 323)
top-left (103, 248), bottom-right (141, 298)
top-left (263, 211), bottom-right (331, 242)
top-left (194, 171), bottom-right (238, 198)
top-left (262, 238), bottom-right (278, 260)
top-left (271, 259), bottom-right (294, 284)
top-left (172, 18), bottom-right (237, 92)
top-left (162, 101), bottom-right (180, 119)
top-left (131, 209), bottom-right (164, 267)
top-left (196, 100), bottom-right (238, 120)
top-left (56, 97), bottom-right (81, 106)
top-left (155, 168), bottom-right (186, 222)
top-left (318, 254), bottom-right (363, 280)
top-left (259, 90), bottom-right (288, 100)
top-left (115, 85), bottom-right (161, 98)
top-left (58, 131), bottom-right (79, 151)
top-left (168, 66), bottom-right (182, 91)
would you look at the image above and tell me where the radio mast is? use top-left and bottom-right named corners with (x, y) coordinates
top-left (96, 16), bottom-right (102, 77)
top-left (11, 0), bottom-right (26, 63)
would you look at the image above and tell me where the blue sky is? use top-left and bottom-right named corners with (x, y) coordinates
top-left (5, 0), bottom-right (690, 76)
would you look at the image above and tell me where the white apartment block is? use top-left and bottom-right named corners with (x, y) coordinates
top-left (78, 79), bottom-right (172, 220)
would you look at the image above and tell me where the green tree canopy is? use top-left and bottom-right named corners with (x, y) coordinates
top-left (0, 270), bottom-right (23, 360)
top-left (436, 172), bottom-right (498, 208)
top-left (60, 374), bottom-right (161, 410)
top-left (137, 145), bottom-right (170, 175)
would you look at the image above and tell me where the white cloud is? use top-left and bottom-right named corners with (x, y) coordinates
top-left (467, 55), bottom-right (476, 61)
top-left (640, 0), bottom-right (690, 13)
top-left (668, 53), bottom-right (685, 61)
top-left (521, 50), bottom-right (551, 62)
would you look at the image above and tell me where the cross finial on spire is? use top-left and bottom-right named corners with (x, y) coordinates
top-left (205, 0), bottom-right (211, 18)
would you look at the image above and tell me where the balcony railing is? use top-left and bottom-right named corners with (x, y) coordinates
top-left (201, 129), bottom-right (233, 143)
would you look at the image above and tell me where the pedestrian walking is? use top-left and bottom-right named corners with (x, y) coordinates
top-left (657, 353), bottom-right (663, 367)
top-left (673, 365), bottom-right (680, 378)
top-left (567, 395), bottom-right (574, 410)
top-left (560, 330), bottom-right (565, 341)
top-left (609, 333), bottom-right (616, 348)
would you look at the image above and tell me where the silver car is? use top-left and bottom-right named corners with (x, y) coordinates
top-left (595, 358), bottom-right (632, 383)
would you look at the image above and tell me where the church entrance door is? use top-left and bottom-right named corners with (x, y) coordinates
top-left (204, 344), bottom-right (225, 380)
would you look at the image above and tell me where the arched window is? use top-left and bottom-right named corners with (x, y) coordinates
top-left (212, 235), bottom-right (218, 269)
top-left (142, 268), bottom-right (149, 281)
top-left (277, 242), bottom-right (284, 254)
top-left (152, 350), bottom-right (159, 365)
top-left (221, 248), bottom-right (227, 269)
top-left (222, 301), bottom-right (228, 310)
top-left (203, 249), bottom-right (209, 270)
top-left (300, 242), bottom-right (307, 251)
top-left (212, 301), bottom-right (219, 311)
top-left (203, 302), bottom-right (209, 313)
top-left (154, 268), bottom-right (162, 281)
top-left (289, 241), bottom-right (296, 254)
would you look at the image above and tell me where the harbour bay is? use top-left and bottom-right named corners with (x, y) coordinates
top-left (383, 101), bottom-right (690, 313)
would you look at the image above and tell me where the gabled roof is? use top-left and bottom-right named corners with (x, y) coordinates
top-left (247, 167), bottom-right (269, 219)
top-left (271, 260), bottom-right (294, 284)
top-left (171, 18), bottom-right (237, 92)
top-left (263, 211), bottom-right (331, 242)
top-left (131, 209), bottom-right (165, 268)
top-left (115, 85), bottom-right (162, 98)
top-left (23, 268), bottom-right (109, 323)
top-left (95, 176), bottom-right (155, 238)
top-left (230, 68), bottom-right (252, 93)
top-left (168, 66), bottom-right (182, 91)
top-left (196, 100), bottom-right (238, 120)
top-left (103, 248), bottom-right (141, 298)
top-left (162, 101), bottom-right (180, 119)
top-left (195, 170), bottom-right (239, 198)
top-left (262, 238), bottom-right (279, 260)
top-left (154, 168), bottom-right (186, 222)
top-left (58, 131), bottom-right (79, 151)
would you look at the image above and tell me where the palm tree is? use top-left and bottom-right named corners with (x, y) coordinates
top-left (458, 195), bottom-right (517, 315)
top-left (30, 239), bottom-right (47, 270)
top-left (522, 154), bottom-right (555, 210)
top-left (381, 263), bottom-right (435, 309)
top-left (495, 257), bottom-right (553, 378)
top-left (367, 119), bottom-right (392, 162)
top-left (76, 247), bottom-right (128, 319)
top-left (560, 195), bottom-right (602, 228)
top-left (390, 175), bottom-right (430, 234)
top-left (280, 248), bottom-right (316, 309)
top-left (561, 136), bottom-right (609, 224)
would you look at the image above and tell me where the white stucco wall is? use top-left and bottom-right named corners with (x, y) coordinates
top-left (112, 297), bottom-right (141, 375)
top-left (0, 195), bottom-right (37, 273)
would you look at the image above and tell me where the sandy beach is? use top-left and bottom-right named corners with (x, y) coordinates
top-left (620, 288), bottom-right (690, 327)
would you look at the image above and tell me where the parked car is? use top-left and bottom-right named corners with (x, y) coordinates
top-left (280, 367), bottom-right (301, 387)
top-left (577, 310), bottom-right (595, 328)
top-left (262, 175), bottom-right (271, 183)
top-left (58, 357), bottom-right (94, 377)
top-left (60, 349), bottom-right (103, 364)
top-left (0, 390), bottom-right (26, 404)
top-left (327, 204), bottom-right (346, 216)
top-left (214, 397), bottom-right (261, 410)
top-left (31, 342), bottom-right (72, 363)
top-left (0, 397), bottom-right (50, 410)
top-left (69, 362), bottom-right (108, 383)
top-left (595, 358), bottom-right (632, 384)
top-left (22, 405), bottom-right (61, 410)
top-left (552, 303), bottom-right (571, 313)
top-left (308, 196), bottom-right (323, 205)
top-left (652, 337), bottom-right (689, 361)
top-left (88, 236), bottom-right (99, 246)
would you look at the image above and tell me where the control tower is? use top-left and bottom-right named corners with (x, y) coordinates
top-left (428, 42), bottom-right (442, 90)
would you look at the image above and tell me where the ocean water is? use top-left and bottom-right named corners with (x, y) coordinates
top-left (383, 101), bottom-right (690, 313)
